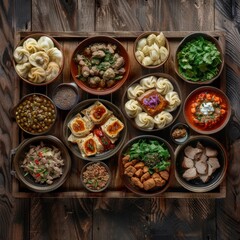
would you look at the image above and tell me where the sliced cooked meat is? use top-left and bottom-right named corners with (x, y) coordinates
top-left (207, 162), bottom-right (214, 176)
top-left (208, 157), bottom-right (220, 171)
top-left (182, 157), bottom-right (194, 168)
top-left (183, 168), bottom-right (198, 181)
top-left (205, 147), bottom-right (218, 157)
top-left (195, 160), bottom-right (208, 174)
top-left (199, 152), bottom-right (208, 162)
top-left (196, 142), bottom-right (204, 150)
top-left (184, 146), bottom-right (203, 160)
top-left (159, 170), bottom-right (169, 181)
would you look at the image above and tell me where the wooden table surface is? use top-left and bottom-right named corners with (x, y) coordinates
top-left (1, 0), bottom-right (240, 239)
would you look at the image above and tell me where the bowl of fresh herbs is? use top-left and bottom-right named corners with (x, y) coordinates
top-left (175, 32), bottom-right (224, 84)
top-left (118, 135), bottom-right (174, 196)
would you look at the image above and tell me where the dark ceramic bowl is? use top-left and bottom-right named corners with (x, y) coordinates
top-left (133, 31), bottom-right (170, 69)
top-left (63, 99), bottom-right (127, 161)
top-left (175, 135), bottom-right (227, 192)
top-left (175, 32), bottom-right (224, 84)
top-left (183, 86), bottom-right (231, 134)
top-left (52, 82), bottom-right (80, 110)
top-left (81, 161), bottom-right (111, 192)
top-left (170, 122), bottom-right (190, 145)
top-left (70, 35), bottom-right (130, 95)
top-left (118, 135), bottom-right (174, 196)
top-left (12, 135), bottom-right (71, 193)
top-left (13, 93), bottom-right (57, 135)
top-left (122, 73), bottom-right (182, 132)
top-left (13, 33), bottom-right (64, 86)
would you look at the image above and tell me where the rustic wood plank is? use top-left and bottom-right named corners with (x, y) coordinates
top-left (32, 0), bottom-right (95, 31)
top-left (215, 1), bottom-right (240, 240)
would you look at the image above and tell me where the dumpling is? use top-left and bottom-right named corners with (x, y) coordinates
top-left (13, 46), bottom-right (30, 64)
top-left (68, 113), bottom-right (94, 137)
top-left (82, 101), bottom-right (112, 125)
top-left (76, 133), bottom-right (103, 157)
top-left (165, 91), bottom-right (181, 112)
top-left (155, 78), bottom-right (174, 95)
top-left (28, 67), bottom-right (46, 83)
top-left (45, 62), bottom-right (60, 81)
top-left (125, 99), bottom-right (142, 118)
top-left (15, 62), bottom-right (32, 78)
top-left (137, 38), bottom-right (147, 50)
top-left (29, 51), bottom-right (50, 69)
top-left (154, 111), bottom-right (173, 129)
top-left (127, 83), bottom-right (145, 99)
top-left (135, 50), bottom-right (144, 62)
top-left (159, 46), bottom-right (169, 61)
top-left (38, 36), bottom-right (54, 51)
top-left (23, 38), bottom-right (39, 53)
top-left (156, 32), bottom-right (166, 47)
top-left (142, 56), bottom-right (153, 66)
top-left (101, 115), bottom-right (124, 141)
top-left (147, 33), bottom-right (157, 46)
top-left (140, 75), bottom-right (157, 90)
top-left (47, 47), bottom-right (63, 67)
top-left (134, 112), bottom-right (154, 130)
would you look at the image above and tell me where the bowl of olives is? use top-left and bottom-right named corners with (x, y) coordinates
top-left (13, 93), bottom-right (57, 135)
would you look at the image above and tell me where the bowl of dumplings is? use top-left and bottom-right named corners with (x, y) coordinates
top-left (63, 99), bottom-right (127, 161)
top-left (13, 34), bottom-right (64, 86)
top-left (122, 73), bottom-right (182, 131)
top-left (134, 32), bottom-right (170, 69)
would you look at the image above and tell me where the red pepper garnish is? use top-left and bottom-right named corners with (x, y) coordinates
top-left (34, 159), bottom-right (39, 165)
top-left (38, 151), bottom-right (43, 158)
top-left (35, 173), bottom-right (41, 178)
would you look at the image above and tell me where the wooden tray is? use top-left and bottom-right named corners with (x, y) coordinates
top-left (11, 31), bottom-right (227, 198)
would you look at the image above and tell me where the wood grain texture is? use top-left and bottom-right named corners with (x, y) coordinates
top-left (2, 0), bottom-right (240, 240)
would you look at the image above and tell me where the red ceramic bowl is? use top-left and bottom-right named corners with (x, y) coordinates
top-left (13, 33), bottom-right (64, 86)
top-left (183, 86), bottom-right (231, 134)
top-left (70, 36), bottom-right (130, 95)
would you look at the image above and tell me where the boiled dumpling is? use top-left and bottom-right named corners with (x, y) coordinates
top-left (154, 111), bottom-right (173, 129)
top-left (13, 46), bottom-right (30, 64)
top-left (29, 51), bottom-right (50, 69)
top-left (127, 83), bottom-right (145, 99)
top-left (125, 99), bottom-right (142, 118)
top-left (142, 56), bottom-right (153, 66)
top-left (156, 32), bottom-right (166, 47)
top-left (140, 75), bottom-right (157, 90)
top-left (165, 91), bottom-right (181, 112)
top-left (28, 67), bottom-right (46, 83)
top-left (155, 78), bottom-right (174, 95)
top-left (45, 62), bottom-right (60, 82)
top-left (159, 46), bottom-right (169, 61)
top-left (147, 34), bottom-right (157, 46)
top-left (135, 50), bottom-right (144, 62)
top-left (137, 38), bottom-right (147, 50)
top-left (47, 47), bottom-right (63, 67)
top-left (15, 62), bottom-right (32, 78)
top-left (135, 112), bottom-right (154, 130)
top-left (38, 36), bottom-right (54, 51)
top-left (23, 38), bottom-right (39, 53)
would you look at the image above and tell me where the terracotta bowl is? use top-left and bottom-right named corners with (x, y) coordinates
top-left (183, 86), bottom-right (231, 134)
top-left (122, 73), bottom-right (182, 132)
top-left (175, 32), bottom-right (224, 84)
top-left (175, 135), bottom-right (227, 192)
top-left (133, 31), bottom-right (170, 69)
top-left (70, 36), bottom-right (130, 95)
top-left (63, 99), bottom-right (127, 161)
top-left (13, 93), bottom-right (57, 135)
top-left (13, 33), bottom-right (64, 86)
top-left (12, 135), bottom-right (71, 193)
top-left (81, 161), bottom-right (111, 192)
top-left (118, 135), bottom-right (174, 197)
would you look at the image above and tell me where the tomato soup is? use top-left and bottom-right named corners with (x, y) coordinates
top-left (184, 89), bottom-right (229, 132)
